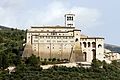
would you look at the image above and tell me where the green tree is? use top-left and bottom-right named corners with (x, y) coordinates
top-left (0, 53), bottom-right (8, 69)
top-left (25, 54), bottom-right (39, 67)
top-left (0, 35), bottom-right (3, 43)
top-left (91, 59), bottom-right (102, 68)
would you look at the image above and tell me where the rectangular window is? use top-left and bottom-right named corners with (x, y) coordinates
top-left (34, 49), bottom-right (36, 51)
top-left (70, 41), bottom-right (74, 42)
top-left (54, 37), bottom-right (56, 39)
top-left (57, 41), bottom-right (61, 42)
top-left (63, 41), bottom-right (67, 42)
top-left (34, 40), bottom-right (38, 42)
top-left (67, 24), bottom-right (73, 26)
top-left (35, 36), bottom-right (38, 39)
top-left (47, 40), bottom-right (50, 42)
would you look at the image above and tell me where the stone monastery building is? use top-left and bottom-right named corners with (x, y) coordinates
top-left (23, 14), bottom-right (105, 63)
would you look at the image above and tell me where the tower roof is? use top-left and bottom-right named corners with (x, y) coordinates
top-left (64, 14), bottom-right (75, 17)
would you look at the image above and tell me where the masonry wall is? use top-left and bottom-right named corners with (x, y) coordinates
top-left (27, 27), bottom-right (77, 61)
top-left (23, 27), bottom-right (104, 63)
top-left (80, 38), bottom-right (104, 62)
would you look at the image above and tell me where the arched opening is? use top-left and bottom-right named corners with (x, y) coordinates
top-left (92, 42), bottom-right (96, 48)
top-left (75, 38), bottom-right (78, 42)
top-left (92, 49), bottom-right (96, 59)
top-left (98, 44), bottom-right (102, 48)
top-left (88, 42), bottom-right (90, 47)
top-left (83, 52), bottom-right (87, 61)
top-left (80, 42), bottom-right (82, 46)
top-left (83, 42), bottom-right (86, 48)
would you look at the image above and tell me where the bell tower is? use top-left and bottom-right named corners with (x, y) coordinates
top-left (65, 14), bottom-right (75, 27)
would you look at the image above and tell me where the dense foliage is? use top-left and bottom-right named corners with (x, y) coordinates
top-left (0, 59), bottom-right (120, 80)
top-left (0, 28), bottom-right (25, 69)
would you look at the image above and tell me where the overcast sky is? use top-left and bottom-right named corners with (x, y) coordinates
top-left (0, 0), bottom-right (120, 45)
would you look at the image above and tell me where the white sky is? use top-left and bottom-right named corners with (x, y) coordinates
top-left (0, 0), bottom-right (120, 45)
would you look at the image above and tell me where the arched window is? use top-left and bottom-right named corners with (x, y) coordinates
top-left (98, 44), bottom-right (102, 48)
top-left (75, 38), bottom-right (78, 42)
top-left (83, 52), bottom-right (87, 61)
top-left (88, 42), bottom-right (90, 47)
top-left (92, 42), bottom-right (96, 48)
top-left (92, 49), bottom-right (96, 59)
top-left (80, 42), bottom-right (82, 46)
top-left (83, 42), bottom-right (86, 48)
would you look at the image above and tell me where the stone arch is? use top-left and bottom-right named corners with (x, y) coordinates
top-left (83, 42), bottom-right (87, 48)
top-left (88, 42), bottom-right (90, 47)
top-left (98, 44), bottom-right (102, 48)
top-left (92, 49), bottom-right (96, 59)
top-left (92, 42), bottom-right (96, 48)
top-left (75, 38), bottom-right (78, 42)
top-left (83, 52), bottom-right (87, 61)
top-left (80, 42), bottom-right (82, 46)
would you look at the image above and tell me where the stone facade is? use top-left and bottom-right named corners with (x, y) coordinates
top-left (23, 14), bottom-right (104, 62)
top-left (104, 49), bottom-right (120, 61)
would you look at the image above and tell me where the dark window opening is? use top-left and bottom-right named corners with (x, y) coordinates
top-left (67, 16), bottom-right (73, 21)
top-left (80, 42), bottom-right (82, 46)
top-left (83, 52), bottom-right (87, 61)
top-left (51, 32), bottom-right (57, 35)
top-left (75, 38), bottom-right (78, 42)
top-left (98, 44), bottom-right (102, 48)
top-left (67, 24), bottom-right (73, 27)
top-left (92, 42), bottom-right (96, 48)
top-left (92, 49), bottom-right (96, 59)
top-left (83, 42), bottom-right (86, 48)
top-left (35, 36), bottom-right (38, 38)
top-left (88, 42), bottom-right (90, 47)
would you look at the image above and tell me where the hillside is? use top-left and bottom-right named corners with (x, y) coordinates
top-left (0, 25), bottom-right (10, 29)
top-left (104, 44), bottom-right (120, 53)
top-left (0, 25), bottom-right (26, 69)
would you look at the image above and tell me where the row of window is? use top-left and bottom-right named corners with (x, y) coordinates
top-left (67, 17), bottom-right (73, 21)
top-left (34, 40), bottom-right (74, 43)
top-left (83, 49), bottom-right (96, 61)
top-left (81, 39), bottom-right (103, 41)
top-left (33, 30), bottom-right (68, 32)
top-left (47, 46), bottom-right (68, 49)
top-left (33, 33), bottom-right (73, 37)
top-left (33, 44), bottom-right (72, 46)
top-left (33, 45), bottom-right (72, 51)
top-left (34, 36), bottom-right (74, 39)
top-left (81, 42), bottom-right (102, 48)
top-left (67, 24), bottom-right (73, 27)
